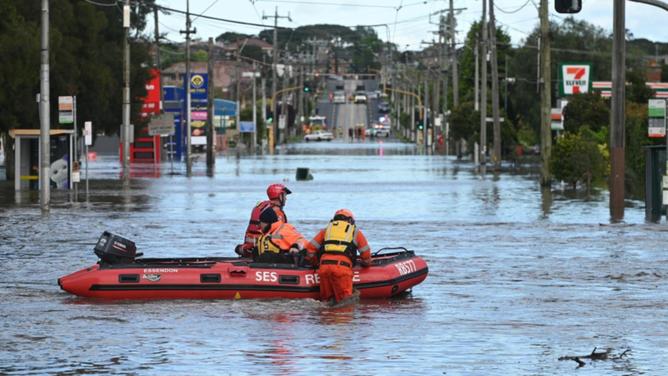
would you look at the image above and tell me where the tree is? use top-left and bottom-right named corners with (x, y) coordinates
top-left (550, 132), bottom-right (607, 192)
top-left (562, 92), bottom-right (609, 134)
top-left (449, 101), bottom-right (479, 144)
top-left (0, 0), bottom-right (155, 180)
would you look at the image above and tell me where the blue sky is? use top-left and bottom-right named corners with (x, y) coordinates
top-left (156, 0), bottom-right (668, 51)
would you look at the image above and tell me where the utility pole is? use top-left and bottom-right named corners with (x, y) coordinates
top-left (153, 7), bottom-right (163, 109)
top-left (122, 0), bottom-right (131, 181)
top-left (297, 63), bottom-right (304, 135)
top-left (252, 62), bottom-right (258, 154)
top-left (180, 0), bottom-right (196, 176)
top-left (474, 39), bottom-right (479, 111)
top-left (39, 0), bottom-right (50, 212)
top-left (539, 0), bottom-right (552, 186)
top-left (479, 0), bottom-right (488, 167)
top-left (206, 37), bottom-right (214, 174)
top-left (424, 77), bottom-right (429, 150)
top-left (610, 0), bottom-right (626, 220)
top-left (449, 0), bottom-right (459, 107)
top-left (489, 0), bottom-right (501, 170)
top-left (263, 7), bottom-right (291, 153)
top-left (262, 76), bottom-right (267, 151)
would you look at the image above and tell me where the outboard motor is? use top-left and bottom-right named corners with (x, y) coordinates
top-left (94, 231), bottom-right (138, 264)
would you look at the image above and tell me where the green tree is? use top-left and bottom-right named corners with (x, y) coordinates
top-left (1, 0), bottom-right (155, 180)
top-left (551, 132), bottom-right (607, 192)
top-left (449, 101), bottom-right (479, 145)
top-left (562, 92), bottom-right (609, 134)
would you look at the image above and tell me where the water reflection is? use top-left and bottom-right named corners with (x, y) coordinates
top-left (541, 185), bottom-right (553, 219)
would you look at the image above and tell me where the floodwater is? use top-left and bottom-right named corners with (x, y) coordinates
top-left (1, 141), bottom-right (667, 375)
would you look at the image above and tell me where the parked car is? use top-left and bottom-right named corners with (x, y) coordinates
top-left (304, 130), bottom-right (334, 142)
top-left (353, 91), bottom-right (367, 104)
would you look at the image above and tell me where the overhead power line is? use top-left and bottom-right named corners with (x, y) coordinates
top-left (494, 0), bottom-right (533, 14)
top-left (155, 4), bottom-right (287, 29)
top-left (256, 0), bottom-right (396, 9)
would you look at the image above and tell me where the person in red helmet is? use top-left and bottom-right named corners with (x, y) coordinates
top-left (236, 184), bottom-right (292, 257)
top-left (254, 206), bottom-right (306, 264)
top-left (305, 209), bottom-right (372, 305)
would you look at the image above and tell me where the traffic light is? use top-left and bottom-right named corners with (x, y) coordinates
top-left (303, 84), bottom-right (312, 93)
top-left (417, 120), bottom-right (424, 130)
top-left (555, 0), bottom-right (582, 13)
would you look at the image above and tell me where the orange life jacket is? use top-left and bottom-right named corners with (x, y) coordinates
top-left (243, 200), bottom-right (272, 247)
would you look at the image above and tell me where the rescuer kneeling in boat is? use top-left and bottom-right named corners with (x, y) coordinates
top-left (306, 209), bottom-right (372, 304)
top-left (236, 184), bottom-right (292, 258)
top-left (254, 206), bottom-right (305, 264)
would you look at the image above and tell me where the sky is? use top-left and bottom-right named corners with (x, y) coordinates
top-left (155, 0), bottom-right (668, 51)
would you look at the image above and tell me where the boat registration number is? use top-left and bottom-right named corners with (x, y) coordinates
top-left (394, 260), bottom-right (417, 276)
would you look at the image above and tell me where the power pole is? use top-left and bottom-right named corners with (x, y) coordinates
top-left (206, 37), bottom-right (214, 174)
top-left (610, 0), bottom-right (626, 220)
top-left (180, 0), bottom-right (196, 176)
top-left (474, 39), bottom-right (479, 111)
top-left (479, 0), bottom-right (488, 167)
top-left (449, 0), bottom-right (459, 107)
top-left (539, 0), bottom-right (552, 185)
top-left (262, 76), bottom-right (267, 150)
top-left (122, 0), bottom-right (131, 181)
top-left (489, 0), bottom-right (501, 170)
top-left (263, 7), bottom-right (291, 153)
top-left (424, 77), bottom-right (429, 150)
top-left (252, 62), bottom-right (258, 154)
top-left (39, 0), bottom-right (50, 212)
top-left (153, 7), bottom-right (163, 107)
top-left (297, 63), bottom-right (304, 134)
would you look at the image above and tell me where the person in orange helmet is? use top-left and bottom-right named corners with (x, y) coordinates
top-left (305, 209), bottom-right (372, 304)
top-left (254, 206), bottom-right (306, 264)
top-left (236, 184), bottom-right (292, 257)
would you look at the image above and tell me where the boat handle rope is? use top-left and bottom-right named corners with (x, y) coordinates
top-left (373, 246), bottom-right (409, 256)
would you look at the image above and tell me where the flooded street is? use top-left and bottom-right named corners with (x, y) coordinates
top-left (1, 141), bottom-right (667, 375)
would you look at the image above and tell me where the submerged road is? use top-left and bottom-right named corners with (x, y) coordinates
top-left (0, 142), bottom-right (666, 375)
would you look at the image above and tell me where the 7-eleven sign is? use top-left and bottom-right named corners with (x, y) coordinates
top-left (560, 63), bottom-right (591, 95)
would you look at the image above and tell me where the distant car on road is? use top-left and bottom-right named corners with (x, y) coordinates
top-left (304, 130), bottom-right (334, 142)
top-left (354, 92), bottom-right (367, 104)
top-left (375, 126), bottom-right (390, 138)
top-left (377, 102), bottom-right (390, 113)
top-left (333, 91), bottom-right (346, 103)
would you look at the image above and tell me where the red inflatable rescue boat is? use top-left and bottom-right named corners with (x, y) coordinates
top-left (58, 232), bottom-right (428, 300)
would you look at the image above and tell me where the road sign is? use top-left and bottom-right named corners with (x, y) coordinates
top-left (242, 72), bottom-right (261, 78)
top-left (58, 96), bottom-right (74, 124)
top-left (278, 115), bottom-right (286, 130)
top-left (84, 121), bottom-right (93, 146)
top-left (239, 121), bottom-right (256, 133)
top-left (648, 99), bottom-right (666, 138)
top-left (148, 113), bottom-right (175, 136)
